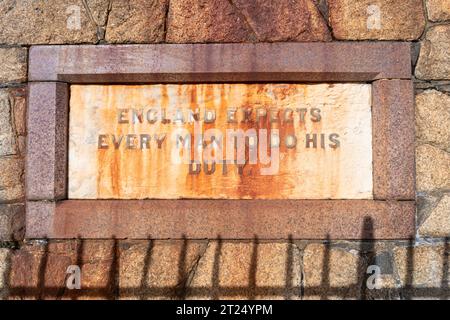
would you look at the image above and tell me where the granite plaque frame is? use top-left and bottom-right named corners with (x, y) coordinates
top-left (25, 43), bottom-right (415, 240)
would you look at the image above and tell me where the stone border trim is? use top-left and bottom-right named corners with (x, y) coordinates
top-left (28, 43), bottom-right (411, 83)
top-left (26, 200), bottom-right (415, 240)
top-left (25, 43), bottom-right (415, 240)
top-left (26, 82), bottom-right (68, 200)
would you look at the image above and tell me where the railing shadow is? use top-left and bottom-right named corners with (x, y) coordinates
top-left (4, 218), bottom-right (450, 300)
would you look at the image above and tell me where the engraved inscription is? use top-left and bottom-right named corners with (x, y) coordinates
top-left (68, 83), bottom-right (373, 199)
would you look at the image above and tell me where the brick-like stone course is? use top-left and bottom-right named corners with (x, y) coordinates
top-left (105, 0), bottom-right (168, 43)
top-left (0, 48), bottom-right (27, 83)
top-left (416, 25), bottom-right (450, 80)
top-left (328, 0), bottom-right (426, 40)
top-left (426, 0), bottom-right (450, 22)
top-left (0, 0), bottom-right (109, 45)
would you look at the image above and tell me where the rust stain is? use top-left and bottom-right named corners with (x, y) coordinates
top-left (70, 83), bottom-right (373, 200)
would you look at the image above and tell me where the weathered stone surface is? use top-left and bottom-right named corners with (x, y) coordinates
top-left (416, 90), bottom-right (450, 152)
top-left (69, 240), bottom-right (117, 300)
top-left (372, 80), bottom-right (415, 200)
top-left (9, 240), bottom-right (116, 299)
top-left (0, 48), bottom-right (27, 83)
top-left (416, 25), bottom-right (450, 80)
top-left (232, 0), bottom-right (331, 41)
top-left (303, 244), bottom-right (366, 299)
top-left (416, 144), bottom-right (450, 192)
top-left (0, 0), bottom-right (109, 45)
top-left (105, 0), bottom-right (168, 43)
top-left (118, 240), bottom-right (207, 299)
top-left (0, 248), bottom-right (11, 300)
top-left (0, 204), bottom-right (25, 241)
top-left (419, 194), bottom-right (450, 237)
top-left (166, 0), bottom-right (330, 43)
top-left (415, 81), bottom-right (450, 94)
top-left (0, 91), bottom-right (17, 157)
top-left (426, 0), bottom-right (450, 22)
top-left (11, 88), bottom-right (27, 138)
top-left (166, 0), bottom-right (255, 43)
top-left (9, 241), bottom-right (74, 299)
top-left (328, 0), bottom-right (425, 40)
top-left (69, 83), bottom-right (373, 200)
top-left (187, 242), bottom-right (301, 299)
top-left (0, 157), bottom-right (24, 203)
top-left (417, 192), bottom-right (442, 226)
top-left (0, 87), bottom-right (26, 158)
top-left (26, 82), bottom-right (68, 201)
top-left (393, 244), bottom-right (450, 298)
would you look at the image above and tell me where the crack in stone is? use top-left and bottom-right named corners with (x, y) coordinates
top-left (163, 0), bottom-right (171, 42)
top-left (227, 0), bottom-right (259, 42)
top-left (177, 240), bottom-right (210, 299)
top-left (311, 0), bottom-right (334, 38)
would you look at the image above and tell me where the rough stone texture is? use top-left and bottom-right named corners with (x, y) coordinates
top-left (187, 242), bottom-right (302, 299)
top-left (416, 90), bottom-right (450, 152)
top-left (426, 0), bottom-right (450, 22)
top-left (372, 80), bottom-right (415, 200)
top-left (417, 192), bottom-right (442, 227)
top-left (26, 82), bottom-right (68, 201)
top-left (232, 0), bottom-right (331, 41)
top-left (4, 0), bottom-right (449, 301)
top-left (0, 48), bottom-right (27, 83)
top-left (118, 240), bottom-right (207, 299)
top-left (0, 204), bottom-right (25, 241)
top-left (0, 88), bottom-right (26, 157)
top-left (166, 0), bottom-right (255, 43)
top-left (416, 25), bottom-right (450, 80)
top-left (394, 244), bottom-right (450, 298)
top-left (32, 199), bottom-right (415, 239)
top-left (0, 248), bottom-right (11, 299)
top-left (419, 194), bottom-right (450, 238)
top-left (0, 90), bottom-right (17, 157)
top-left (416, 144), bottom-right (450, 192)
top-left (0, 0), bottom-right (109, 45)
top-left (105, 0), bottom-right (168, 43)
top-left (166, 0), bottom-right (331, 43)
top-left (0, 157), bottom-right (24, 203)
top-left (28, 43), bottom-right (412, 83)
top-left (8, 240), bottom-right (116, 299)
top-left (303, 243), bottom-right (366, 299)
top-left (328, 0), bottom-right (426, 40)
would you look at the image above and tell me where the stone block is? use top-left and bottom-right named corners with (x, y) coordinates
top-left (416, 144), bottom-right (450, 192)
top-left (328, 0), bottom-right (425, 40)
top-left (0, 0), bottom-right (109, 44)
top-left (416, 90), bottom-right (450, 152)
top-left (0, 204), bottom-right (25, 241)
top-left (416, 25), bottom-right (450, 80)
top-left (105, 0), bottom-right (168, 43)
top-left (0, 48), bottom-right (27, 83)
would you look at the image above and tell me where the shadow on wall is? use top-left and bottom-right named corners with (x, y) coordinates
top-left (2, 217), bottom-right (449, 300)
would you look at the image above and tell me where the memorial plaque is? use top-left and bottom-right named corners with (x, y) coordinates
top-left (69, 83), bottom-right (372, 199)
top-left (26, 44), bottom-right (415, 239)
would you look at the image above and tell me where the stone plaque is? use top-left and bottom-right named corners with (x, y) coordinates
top-left (69, 83), bottom-right (372, 199)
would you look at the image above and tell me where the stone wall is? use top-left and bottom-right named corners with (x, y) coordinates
top-left (0, 0), bottom-right (449, 300)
